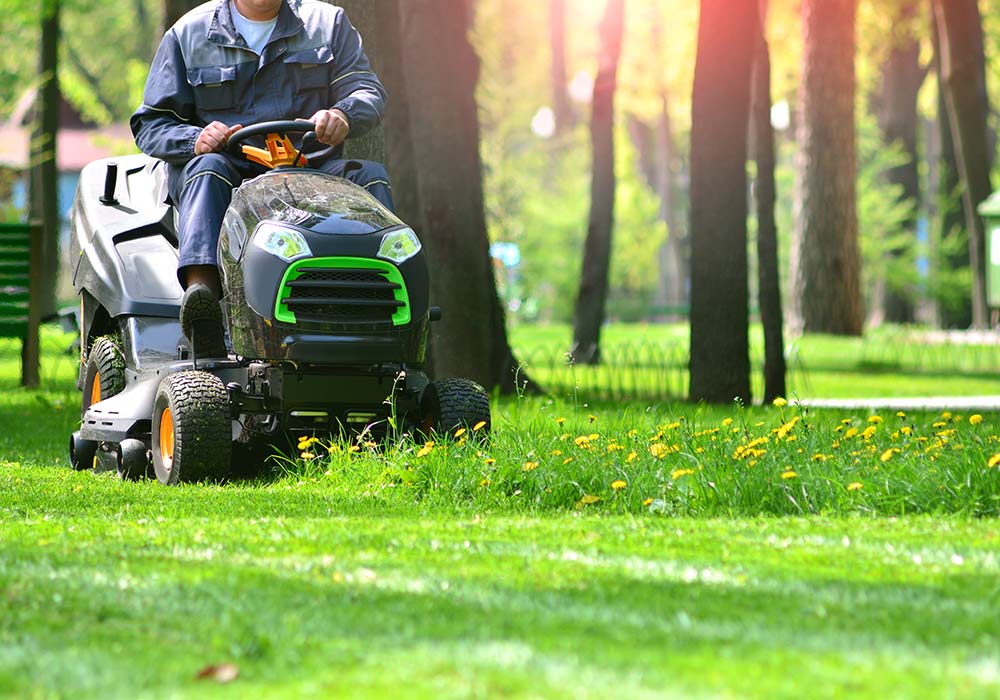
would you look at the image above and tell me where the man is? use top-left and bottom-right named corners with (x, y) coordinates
top-left (131, 0), bottom-right (391, 357)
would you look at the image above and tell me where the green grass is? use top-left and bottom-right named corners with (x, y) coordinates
top-left (2, 327), bottom-right (1000, 698)
top-left (509, 323), bottom-right (1000, 400)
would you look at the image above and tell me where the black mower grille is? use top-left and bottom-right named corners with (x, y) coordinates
top-left (282, 267), bottom-right (404, 326)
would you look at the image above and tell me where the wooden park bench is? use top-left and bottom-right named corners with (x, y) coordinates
top-left (0, 222), bottom-right (42, 387)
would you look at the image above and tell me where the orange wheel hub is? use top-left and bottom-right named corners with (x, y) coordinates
top-left (159, 407), bottom-right (175, 472)
top-left (90, 371), bottom-right (102, 406)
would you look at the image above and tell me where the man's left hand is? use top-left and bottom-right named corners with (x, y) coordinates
top-left (309, 109), bottom-right (350, 147)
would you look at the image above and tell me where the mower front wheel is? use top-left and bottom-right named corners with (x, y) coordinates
top-left (420, 378), bottom-right (491, 439)
top-left (81, 335), bottom-right (126, 417)
top-left (151, 372), bottom-right (232, 485)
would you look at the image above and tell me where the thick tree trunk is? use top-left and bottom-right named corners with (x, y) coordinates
top-left (376, 0), bottom-right (536, 393)
top-left (571, 0), bottom-right (625, 365)
top-left (792, 0), bottom-right (863, 336)
top-left (931, 10), bottom-right (970, 328)
top-left (336, 1), bottom-right (385, 164)
top-left (688, 0), bottom-right (756, 404)
top-left (162, 0), bottom-right (199, 34)
top-left (751, 0), bottom-right (786, 403)
top-left (871, 0), bottom-right (923, 325)
top-left (932, 0), bottom-right (991, 329)
top-left (29, 0), bottom-right (61, 320)
top-left (550, 0), bottom-right (574, 133)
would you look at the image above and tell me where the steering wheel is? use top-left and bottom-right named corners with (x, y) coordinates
top-left (227, 120), bottom-right (336, 166)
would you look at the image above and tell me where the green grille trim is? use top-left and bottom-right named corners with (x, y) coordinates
top-left (275, 257), bottom-right (411, 326)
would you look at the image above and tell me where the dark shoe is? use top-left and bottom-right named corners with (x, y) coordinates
top-left (180, 284), bottom-right (228, 359)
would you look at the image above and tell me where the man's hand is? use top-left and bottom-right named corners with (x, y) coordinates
top-left (195, 122), bottom-right (243, 155)
top-left (309, 109), bottom-right (350, 147)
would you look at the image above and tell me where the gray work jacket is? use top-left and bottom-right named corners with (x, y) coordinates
top-left (130, 0), bottom-right (386, 165)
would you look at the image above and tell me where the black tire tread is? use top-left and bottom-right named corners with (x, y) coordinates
top-left (426, 378), bottom-right (491, 436)
top-left (152, 371), bottom-right (231, 484)
top-left (81, 335), bottom-right (126, 417)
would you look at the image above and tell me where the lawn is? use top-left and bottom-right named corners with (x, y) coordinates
top-left (1, 328), bottom-right (999, 699)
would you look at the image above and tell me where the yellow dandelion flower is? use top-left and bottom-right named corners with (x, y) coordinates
top-left (812, 453), bottom-right (828, 462)
top-left (841, 419), bottom-right (853, 425)
top-left (868, 415), bottom-right (883, 424)
top-left (649, 443), bottom-right (668, 458)
top-left (988, 453), bottom-right (1000, 469)
top-left (722, 418), bottom-right (733, 427)
top-left (473, 420), bottom-right (488, 432)
top-left (479, 478), bottom-right (491, 487)
top-left (666, 421), bottom-right (681, 430)
top-left (563, 457), bottom-right (574, 465)
top-left (522, 461), bottom-right (539, 472)
top-left (576, 494), bottom-right (601, 508)
top-left (671, 468), bottom-right (695, 480)
top-left (300, 452), bottom-right (316, 460)
top-left (970, 414), bottom-right (983, 426)
top-left (555, 417), bottom-right (566, 425)
top-left (880, 448), bottom-right (895, 463)
top-left (942, 411), bottom-right (953, 419)
top-left (896, 411), bottom-right (906, 418)
top-left (847, 482), bottom-right (863, 491)
top-left (611, 480), bottom-right (627, 491)
top-left (453, 428), bottom-right (467, 438)
top-left (643, 498), bottom-right (654, 507)
top-left (589, 414), bottom-right (598, 423)
top-left (484, 458), bottom-right (496, 465)
top-left (932, 421), bottom-right (947, 428)
top-left (861, 426), bottom-right (877, 440)
top-left (417, 443), bottom-right (434, 458)
top-left (551, 449), bottom-right (563, 457)
top-left (772, 397), bottom-right (787, 408)
top-left (901, 426), bottom-right (912, 436)
top-left (574, 435), bottom-right (591, 446)
top-left (844, 427), bottom-right (859, 439)
top-left (627, 451), bottom-right (638, 463)
top-left (348, 445), bottom-right (360, 453)
top-left (781, 470), bottom-right (798, 480)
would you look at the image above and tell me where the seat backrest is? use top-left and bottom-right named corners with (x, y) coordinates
top-left (0, 223), bottom-right (31, 339)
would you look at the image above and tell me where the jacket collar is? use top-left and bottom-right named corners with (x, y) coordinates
top-left (207, 0), bottom-right (304, 49)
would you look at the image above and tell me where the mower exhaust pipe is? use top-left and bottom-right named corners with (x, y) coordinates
top-left (99, 162), bottom-right (119, 206)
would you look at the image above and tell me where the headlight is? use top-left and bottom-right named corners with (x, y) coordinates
top-left (377, 228), bottom-right (421, 264)
top-left (252, 222), bottom-right (312, 262)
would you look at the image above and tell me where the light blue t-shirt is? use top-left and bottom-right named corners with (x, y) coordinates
top-left (230, 1), bottom-right (277, 55)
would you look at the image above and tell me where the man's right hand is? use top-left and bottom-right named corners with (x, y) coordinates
top-left (195, 122), bottom-right (243, 155)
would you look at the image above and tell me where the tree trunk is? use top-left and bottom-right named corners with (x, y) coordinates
top-left (871, 0), bottom-right (923, 325)
top-left (29, 0), bottom-right (60, 320)
top-left (931, 9), bottom-right (970, 328)
top-left (688, 0), bottom-right (756, 404)
top-left (571, 0), bottom-right (626, 366)
top-left (337, 1), bottom-right (385, 163)
top-left (162, 0), bottom-right (199, 34)
top-left (627, 101), bottom-right (686, 320)
top-left (550, 0), bottom-right (574, 134)
top-left (792, 0), bottom-right (862, 336)
top-left (932, 0), bottom-right (991, 329)
top-left (376, 0), bottom-right (536, 394)
top-left (751, 0), bottom-right (786, 403)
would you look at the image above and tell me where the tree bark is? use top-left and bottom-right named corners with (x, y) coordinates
top-left (162, 0), bottom-right (199, 34)
top-left (29, 0), bottom-right (61, 320)
top-left (932, 0), bottom-right (991, 329)
top-left (571, 0), bottom-right (626, 365)
top-left (931, 8), bottom-right (970, 328)
top-left (336, 1), bottom-right (385, 164)
top-left (688, 0), bottom-right (756, 404)
top-left (871, 0), bottom-right (923, 325)
top-left (376, 0), bottom-right (536, 394)
top-left (751, 0), bottom-right (786, 403)
top-left (792, 0), bottom-right (863, 336)
top-left (550, 0), bottom-right (574, 133)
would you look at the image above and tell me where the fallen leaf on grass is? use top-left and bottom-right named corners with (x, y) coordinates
top-left (196, 663), bottom-right (239, 683)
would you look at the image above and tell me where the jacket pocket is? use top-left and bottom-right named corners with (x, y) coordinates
top-left (285, 47), bottom-right (334, 92)
top-left (187, 65), bottom-right (239, 111)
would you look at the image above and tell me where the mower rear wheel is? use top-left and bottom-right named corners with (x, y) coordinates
top-left (151, 372), bottom-right (231, 485)
top-left (420, 378), bottom-right (491, 439)
top-left (81, 335), bottom-right (126, 417)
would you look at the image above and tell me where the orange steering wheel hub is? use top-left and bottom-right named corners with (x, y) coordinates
top-left (242, 133), bottom-right (309, 169)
